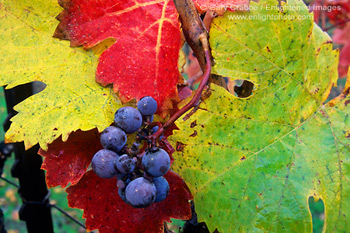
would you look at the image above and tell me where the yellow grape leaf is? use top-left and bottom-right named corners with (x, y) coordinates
top-left (0, 0), bottom-right (120, 150)
top-left (169, 0), bottom-right (350, 232)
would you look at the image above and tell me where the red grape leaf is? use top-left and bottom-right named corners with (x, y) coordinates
top-left (54, 0), bottom-right (182, 113)
top-left (54, 0), bottom-right (248, 113)
top-left (66, 170), bottom-right (192, 233)
top-left (39, 129), bottom-right (101, 188)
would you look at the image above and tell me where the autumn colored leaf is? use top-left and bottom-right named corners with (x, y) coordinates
top-left (66, 170), bottom-right (192, 233)
top-left (54, 0), bottom-right (249, 113)
top-left (0, 0), bottom-right (121, 150)
top-left (39, 129), bottom-right (101, 188)
top-left (169, 0), bottom-right (350, 232)
top-left (55, 0), bottom-right (182, 113)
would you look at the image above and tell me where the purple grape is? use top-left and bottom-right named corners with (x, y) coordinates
top-left (151, 126), bottom-right (159, 134)
top-left (151, 126), bottom-right (163, 140)
top-left (115, 154), bottom-right (136, 174)
top-left (116, 173), bottom-right (125, 181)
top-left (125, 177), bottom-right (156, 208)
top-left (137, 96), bottom-right (157, 116)
top-left (118, 188), bottom-right (128, 203)
top-left (153, 176), bottom-right (169, 203)
top-left (130, 142), bottom-right (140, 155)
top-left (142, 148), bottom-right (170, 177)
top-left (142, 114), bottom-right (154, 124)
top-left (100, 126), bottom-right (127, 152)
top-left (91, 149), bottom-right (119, 179)
top-left (114, 107), bottom-right (142, 134)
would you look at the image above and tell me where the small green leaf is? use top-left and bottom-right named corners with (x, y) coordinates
top-left (170, 0), bottom-right (349, 232)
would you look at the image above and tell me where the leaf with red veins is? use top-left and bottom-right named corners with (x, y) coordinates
top-left (39, 129), bottom-right (101, 188)
top-left (55, 0), bottom-right (182, 113)
top-left (66, 170), bottom-right (192, 233)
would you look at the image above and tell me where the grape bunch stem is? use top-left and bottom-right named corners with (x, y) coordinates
top-left (149, 36), bottom-right (211, 145)
top-left (149, 0), bottom-right (212, 146)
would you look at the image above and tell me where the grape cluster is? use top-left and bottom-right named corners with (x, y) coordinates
top-left (91, 96), bottom-right (170, 208)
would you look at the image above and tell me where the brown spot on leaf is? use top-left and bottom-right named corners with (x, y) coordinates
top-left (176, 142), bottom-right (186, 152)
top-left (266, 46), bottom-right (271, 52)
top-left (345, 100), bottom-right (350, 106)
top-left (319, 109), bottom-right (327, 117)
top-left (190, 120), bottom-right (197, 128)
top-left (345, 133), bottom-right (350, 138)
top-left (189, 130), bottom-right (197, 137)
top-left (202, 89), bottom-right (212, 100)
top-left (343, 85), bottom-right (350, 95)
top-left (240, 156), bottom-right (246, 161)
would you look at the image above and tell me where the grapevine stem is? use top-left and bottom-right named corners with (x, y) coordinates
top-left (172, 0), bottom-right (209, 71)
top-left (150, 37), bottom-right (211, 144)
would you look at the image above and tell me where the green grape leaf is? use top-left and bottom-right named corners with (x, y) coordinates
top-left (0, 0), bottom-right (120, 150)
top-left (169, 0), bottom-right (350, 232)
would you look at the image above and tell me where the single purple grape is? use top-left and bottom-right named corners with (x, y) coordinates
top-left (153, 176), bottom-right (169, 203)
top-left (91, 149), bottom-right (119, 179)
top-left (114, 106), bottom-right (142, 134)
top-left (151, 126), bottom-right (163, 140)
top-left (115, 154), bottom-right (136, 174)
top-left (118, 188), bottom-right (128, 204)
top-left (142, 148), bottom-right (170, 177)
top-left (137, 96), bottom-right (157, 116)
top-left (151, 126), bottom-right (159, 134)
top-left (125, 177), bottom-right (156, 208)
top-left (100, 126), bottom-right (127, 152)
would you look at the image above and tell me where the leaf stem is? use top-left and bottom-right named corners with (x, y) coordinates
top-left (172, 0), bottom-right (209, 71)
top-left (150, 40), bottom-right (211, 144)
top-left (149, 0), bottom-right (212, 145)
